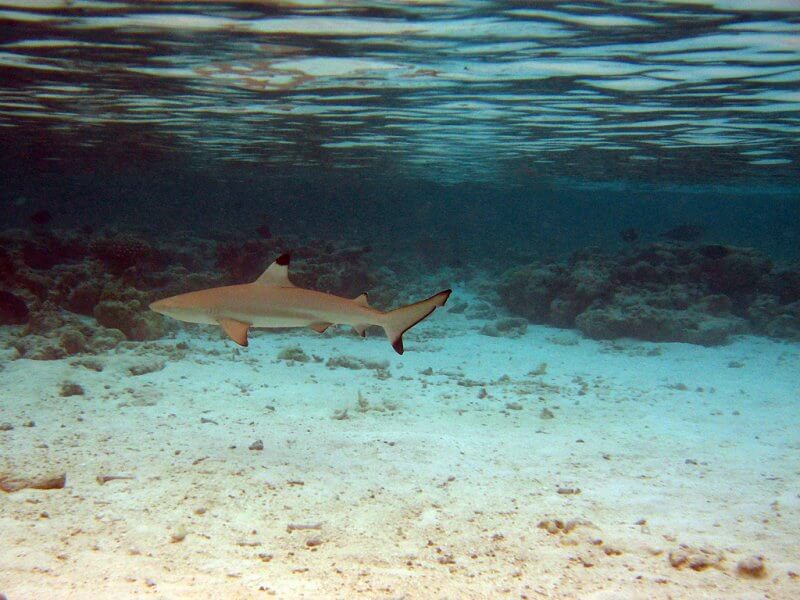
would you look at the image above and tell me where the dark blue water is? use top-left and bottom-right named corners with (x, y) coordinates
top-left (0, 1), bottom-right (797, 263)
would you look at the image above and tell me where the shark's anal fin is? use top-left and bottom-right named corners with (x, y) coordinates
top-left (219, 318), bottom-right (251, 346)
top-left (309, 322), bottom-right (332, 334)
top-left (254, 253), bottom-right (294, 287)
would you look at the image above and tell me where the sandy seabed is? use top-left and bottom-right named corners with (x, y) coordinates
top-left (1, 288), bottom-right (799, 599)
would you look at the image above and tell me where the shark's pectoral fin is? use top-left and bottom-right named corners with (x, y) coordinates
top-left (352, 324), bottom-right (368, 337)
top-left (219, 318), bottom-right (251, 346)
top-left (309, 322), bottom-right (332, 334)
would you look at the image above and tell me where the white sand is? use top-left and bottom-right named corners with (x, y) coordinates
top-left (1, 293), bottom-right (799, 598)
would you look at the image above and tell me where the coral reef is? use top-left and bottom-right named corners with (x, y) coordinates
top-left (89, 234), bottom-right (152, 273)
top-left (0, 227), bottom-right (408, 358)
top-left (3, 223), bottom-right (797, 353)
top-left (499, 242), bottom-right (800, 345)
top-left (94, 299), bottom-right (166, 342)
top-left (11, 302), bottom-right (125, 360)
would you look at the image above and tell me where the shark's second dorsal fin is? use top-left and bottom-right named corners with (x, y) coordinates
top-left (353, 292), bottom-right (369, 307)
top-left (255, 253), bottom-right (294, 287)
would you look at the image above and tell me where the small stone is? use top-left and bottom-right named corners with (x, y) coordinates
top-left (505, 402), bottom-right (523, 410)
top-left (529, 362), bottom-right (548, 376)
top-left (331, 408), bottom-right (349, 420)
top-left (0, 423), bottom-right (13, 431)
top-left (59, 382), bottom-right (84, 397)
top-left (356, 391), bottom-right (369, 412)
top-left (249, 439), bottom-right (264, 451)
top-left (669, 546), bottom-right (723, 571)
top-left (144, 578), bottom-right (156, 587)
top-left (540, 407), bottom-right (555, 419)
top-left (736, 555), bottom-right (766, 578)
top-left (540, 520), bottom-right (560, 535)
top-left (0, 472), bottom-right (66, 492)
top-left (170, 528), bottom-right (187, 543)
top-left (59, 329), bottom-right (87, 355)
top-left (669, 549), bottom-right (688, 568)
top-left (306, 536), bottom-right (322, 547)
top-left (537, 519), bottom-right (581, 535)
top-left (277, 346), bottom-right (310, 362)
top-left (23, 420), bottom-right (35, 427)
top-left (129, 360), bottom-right (165, 376)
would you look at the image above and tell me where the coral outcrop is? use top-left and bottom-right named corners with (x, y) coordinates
top-left (89, 234), bottom-right (152, 273)
top-left (11, 301), bottom-right (125, 360)
top-left (499, 242), bottom-right (798, 345)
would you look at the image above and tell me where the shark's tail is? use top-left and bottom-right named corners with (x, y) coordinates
top-left (381, 289), bottom-right (451, 354)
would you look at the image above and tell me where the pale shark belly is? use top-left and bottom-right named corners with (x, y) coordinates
top-left (243, 306), bottom-right (371, 329)
top-left (208, 303), bottom-right (315, 328)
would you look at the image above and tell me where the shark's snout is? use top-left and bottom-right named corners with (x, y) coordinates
top-left (149, 298), bottom-right (169, 314)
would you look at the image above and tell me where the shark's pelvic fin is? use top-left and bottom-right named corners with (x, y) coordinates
top-left (309, 322), bottom-right (332, 334)
top-left (254, 253), bottom-right (294, 287)
top-left (219, 317), bottom-right (250, 346)
top-left (352, 324), bottom-right (368, 337)
top-left (382, 289), bottom-right (451, 355)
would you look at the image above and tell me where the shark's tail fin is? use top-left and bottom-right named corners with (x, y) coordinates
top-left (381, 290), bottom-right (451, 355)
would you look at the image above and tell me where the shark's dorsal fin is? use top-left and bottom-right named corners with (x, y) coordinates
top-left (353, 292), bottom-right (369, 307)
top-left (219, 317), bottom-right (250, 347)
top-left (255, 253), bottom-right (294, 287)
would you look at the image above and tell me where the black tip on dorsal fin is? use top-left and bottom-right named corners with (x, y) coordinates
top-left (276, 253), bottom-right (291, 266)
top-left (392, 337), bottom-right (404, 355)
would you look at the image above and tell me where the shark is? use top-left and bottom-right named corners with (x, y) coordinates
top-left (149, 253), bottom-right (451, 354)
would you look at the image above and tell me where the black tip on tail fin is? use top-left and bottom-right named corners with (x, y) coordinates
top-left (276, 253), bottom-right (291, 266)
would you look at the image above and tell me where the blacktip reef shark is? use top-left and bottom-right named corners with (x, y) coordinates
top-left (149, 253), bottom-right (451, 354)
